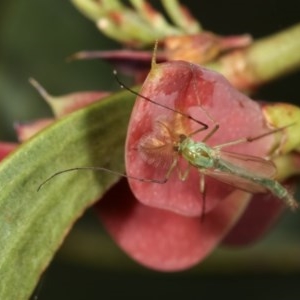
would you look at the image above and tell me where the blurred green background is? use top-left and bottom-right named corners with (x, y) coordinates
top-left (0, 1), bottom-right (300, 299)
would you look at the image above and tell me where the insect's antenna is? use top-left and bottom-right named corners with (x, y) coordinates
top-left (37, 167), bottom-right (167, 191)
top-left (113, 70), bottom-right (208, 130)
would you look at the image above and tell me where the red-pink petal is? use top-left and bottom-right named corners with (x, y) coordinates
top-left (48, 91), bottom-right (110, 117)
top-left (70, 49), bottom-right (166, 83)
top-left (125, 61), bottom-right (275, 217)
top-left (97, 179), bottom-right (251, 271)
top-left (15, 119), bottom-right (53, 142)
top-left (223, 193), bottom-right (288, 246)
top-left (30, 78), bottom-right (109, 117)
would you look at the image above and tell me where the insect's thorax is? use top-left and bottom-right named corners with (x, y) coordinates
top-left (179, 138), bottom-right (215, 169)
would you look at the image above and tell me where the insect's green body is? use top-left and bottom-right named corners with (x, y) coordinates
top-left (179, 136), bottom-right (297, 209)
top-left (179, 137), bottom-right (216, 169)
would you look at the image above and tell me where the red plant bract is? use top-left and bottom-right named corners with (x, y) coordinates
top-left (98, 179), bottom-right (251, 271)
top-left (97, 60), bottom-right (285, 271)
top-left (0, 142), bottom-right (17, 159)
top-left (125, 60), bottom-right (276, 217)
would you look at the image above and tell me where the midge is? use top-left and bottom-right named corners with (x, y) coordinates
top-left (38, 72), bottom-right (298, 211)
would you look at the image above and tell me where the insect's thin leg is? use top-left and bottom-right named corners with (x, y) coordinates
top-left (214, 137), bottom-right (249, 150)
top-left (190, 64), bottom-right (222, 142)
top-left (176, 163), bottom-right (206, 220)
top-left (153, 156), bottom-right (191, 184)
top-left (248, 123), bottom-right (295, 142)
top-left (215, 124), bottom-right (295, 150)
top-left (141, 156), bottom-right (179, 185)
top-left (200, 172), bottom-right (206, 222)
top-left (191, 63), bottom-right (218, 126)
top-left (163, 157), bottom-right (179, 181)
top-left (187, 122), bottom-right (218, 139)
top-left (202, 123), bottom-right (220, 142)
top-left (186, 66), bottom-right (220, 140)
top-left (176, 163), bottom-right (191, 181)
top-left (187, 117), bottom-right (219, 141)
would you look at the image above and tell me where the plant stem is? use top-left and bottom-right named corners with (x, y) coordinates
top-left (206, 23), bottom-right (300, 90)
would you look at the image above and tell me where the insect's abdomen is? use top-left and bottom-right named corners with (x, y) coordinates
top-left (216, 160), bottom-right (298, 209)
top-left (257, 178), bottom-right (298, 209)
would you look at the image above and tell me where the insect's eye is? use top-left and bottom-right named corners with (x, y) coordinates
top-left (173, 145), bottom-right (179, 152)
top-left (179, 134), bottom-right (187, 142)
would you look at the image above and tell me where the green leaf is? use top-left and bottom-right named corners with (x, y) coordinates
top-left (0, 89), bottom-right (135, 299)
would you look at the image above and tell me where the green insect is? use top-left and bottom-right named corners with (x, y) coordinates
top-left (142, 115), bottom-right (298, 211)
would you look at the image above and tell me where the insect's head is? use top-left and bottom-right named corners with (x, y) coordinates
top-left (179, 134), bottom-right (187, 143)
top-left (172, 134), bottom-right (187, 153)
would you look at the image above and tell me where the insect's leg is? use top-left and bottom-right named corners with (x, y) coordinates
top-left (133, 157), bottom-right (179, 185)
top-left (214, 137), bottom-right (249, 150)
top-left (175, 160), bottom-right (207, 219)
top-left (164, 157), bottom-right (179, 180)
top-left (215, 124), bottom-right (295, 150)
top-left (187, 80), bottom-right (220, 141)
top-left (189, 69), bottom-right (221, 141)
top-left (176, 163), bottom-right (191, 181)
top-left (186, 123), bottom-right (210, 139)
top-left (214, 131), bottom-right (275, 150)
top-left (187, 114), bottom-right (220, 141)
top-left (191, 64), bottom-right (218, 127)
top-left (199, 172), bottom-right (206, 221)
top-left (202, 123), bottom-right (220, 142)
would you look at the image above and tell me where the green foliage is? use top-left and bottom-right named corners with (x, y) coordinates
top-left (0, 91), bottom-right (134, 299)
